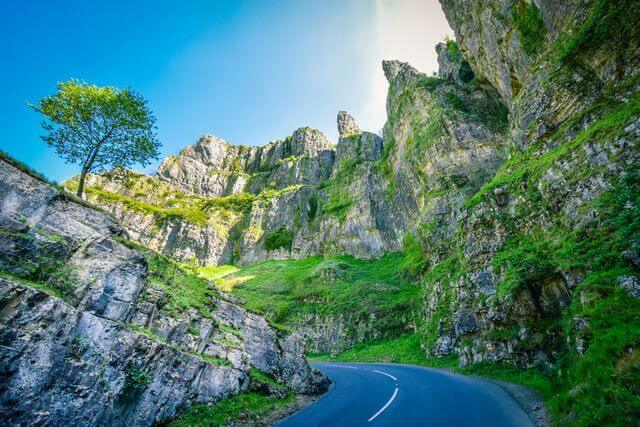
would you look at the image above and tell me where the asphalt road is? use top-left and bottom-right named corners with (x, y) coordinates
top-left (278, 362), bottom-right (534, 427)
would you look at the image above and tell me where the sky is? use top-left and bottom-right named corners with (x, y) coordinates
top-left (0, 0), bottom-right (452, 182)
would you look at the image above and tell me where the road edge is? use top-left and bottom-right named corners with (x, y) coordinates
top-left (484, 378), bottom-right (552, 427)
top-left (272, 375), bottom-right (335, 426)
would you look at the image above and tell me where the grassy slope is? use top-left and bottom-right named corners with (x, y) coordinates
top-left (198, 252), bottom-right (422, 339)
top-left (168, 393), bottom-right (297, 427)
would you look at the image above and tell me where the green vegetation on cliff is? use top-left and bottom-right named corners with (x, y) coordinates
top-left (168, 393), bottom-right (297, 427)
top-left (512, 1), bottom-right (546, 55)
top-left (201, 252), bottom-right (422, 343)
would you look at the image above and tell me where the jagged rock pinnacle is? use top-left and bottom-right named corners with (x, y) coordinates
top-left (337, 111), bottom-right (361, 136)
top-left (382, 60), bottom-right (424, 83)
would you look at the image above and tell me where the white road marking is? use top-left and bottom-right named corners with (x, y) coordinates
top-left (327, 364), bottom-right (359, 369)
top-left (372, 369), bottom-right (397, 381)
top-left (368, 387), bottom-right (399, 422)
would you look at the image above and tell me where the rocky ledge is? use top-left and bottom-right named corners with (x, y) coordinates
top-left (0, 158), bottom-right (328, 426)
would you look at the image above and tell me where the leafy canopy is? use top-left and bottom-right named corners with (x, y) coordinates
top-left (32, 79), bottom-right (160, 192)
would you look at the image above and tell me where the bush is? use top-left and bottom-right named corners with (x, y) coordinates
top-left (125, 365), bottom-right (152, 391)
top-left (263, 228), bottom-right (293, 251)
top-left (306, 193), bottom-right (318, 221)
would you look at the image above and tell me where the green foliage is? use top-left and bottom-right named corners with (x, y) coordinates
top-left (127, 323), bottom-right (166, 342)
top-left (306, 193), bottom-right (318, 221)
top-left (420, 251), bottom-right (464, 348)
top-left (85, 186), bottom-right (208, 226)
top-left (31, 79), bottom-right (160, 196)
top-left (203, 192), bottom-right (256, 213)
top-left (145, 250), bottom-right (218, 319)
top-left (466, 88), bottom-right (640, 209)
top-left (198, 354), bottom-right (233, 366)
top-left (125, 365), bottom-right (152, 391)
top-left (312, 333), bottom-right (455, 367)
top-left (460, 361), bottom-right (554, 400)
top-left (399, 233), bottom-right (426, 280)
top-left (552, 274), bottom-right (640, 425)
top-left (168, 392), bottom-right (295, 427)
top-left (0, 229), bottom-right (79, 301)
top-left (557, 0), bottom-right (640, 65)
top-left (512, 1), bottom-right (547, 55)
top-left (319, 160), bottom-right (358, 223)
top-left (249, 367), bottom-right (281, 387)
top-left (211, 252), bottom-right (421, 342)
top-left (493, 235), bottom-right (554, 297)
top-left (263, 227), bottom-right (294, 251)
top-left (444, 91), bottom-right (466, 111)
top-left (415, 76), bottom-right (446, 91)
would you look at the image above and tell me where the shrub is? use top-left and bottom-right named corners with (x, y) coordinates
top-left (263, 228), bottom-right (293, 251)
top-left (306, 193), bottom-right (318, 221)
top-left (125, 365), bottom-right (152, 391)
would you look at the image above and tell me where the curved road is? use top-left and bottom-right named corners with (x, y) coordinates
top-left (279, 362), bottom-right (534, 426)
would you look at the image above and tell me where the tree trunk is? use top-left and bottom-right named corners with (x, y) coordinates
top-left (76, 168), bottom-right (88, 198)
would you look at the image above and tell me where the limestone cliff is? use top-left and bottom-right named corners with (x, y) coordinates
top-left (0, 158), bottom-right (327, 425)
top-left (58, 2), bottom-right (639, 419)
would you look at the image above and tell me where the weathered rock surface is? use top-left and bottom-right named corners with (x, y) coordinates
top-left (0, 159), bottom-right (327, 425)
top-left (424, 0), bottom-right (640, 368)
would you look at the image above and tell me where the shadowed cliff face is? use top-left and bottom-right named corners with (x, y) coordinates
top-left (0, 158), bottom-right (328, 425)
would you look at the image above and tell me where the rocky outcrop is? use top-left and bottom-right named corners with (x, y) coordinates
top-left (421, 0), bottom-right (640, 370)
top-left (0, 158), bottom-right (327, 425)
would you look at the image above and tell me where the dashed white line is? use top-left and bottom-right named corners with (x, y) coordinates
top-left (372, 369), bottom-right (397, 381)
top-left (368, 387), bottom-right (399, 422)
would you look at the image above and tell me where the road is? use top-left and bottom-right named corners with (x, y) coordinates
top-left (278, 362), bottom-right (534, 426)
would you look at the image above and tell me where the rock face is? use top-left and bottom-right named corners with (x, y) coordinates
top-left (422, 0), bottom-right (640, 369)
top-left (56, 0), bottom-right (640, 376)
top-left (337, 111), bottom-right (361, 136)
top-left (0, 159), bottom-right (327, 425)
top-left (79, 50), bottom-right (508, 270)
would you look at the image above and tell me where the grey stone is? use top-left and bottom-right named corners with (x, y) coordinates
top-left (618, 276), bottom-right (640, 298)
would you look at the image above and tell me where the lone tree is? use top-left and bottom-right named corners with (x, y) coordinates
top-left (31, 79), bottom-right (160, 197)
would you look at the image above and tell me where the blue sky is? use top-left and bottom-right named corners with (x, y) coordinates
top-left (1, 0), bottom-right (451, 182)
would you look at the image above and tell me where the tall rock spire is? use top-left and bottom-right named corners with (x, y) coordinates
top-left (337, 111), bottom-right (361, 136)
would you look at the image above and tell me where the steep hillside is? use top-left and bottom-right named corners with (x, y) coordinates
top-left (0, 156), bottom-right (327, 425)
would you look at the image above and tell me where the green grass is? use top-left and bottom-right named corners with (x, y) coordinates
top-left (0, 270), bottom-right (71, 303)
top-left (492, 234), bottom-right (554, 297)
top-left (250, 367), bottom-right (281, 386)
top-left (193, 264), bottom-right (238, 281)
top-left (311, 333), bottom-right (552, 398)
top-left (512, 1), bottom-right (547, 56)
top-left (198, 354), bottom-right (233, 366)
top-left (209, 252), bottom-right (422, 343)
top-left (557, 0), bottom-right (640, 65)
top-left (168, 392), bottom-right (296, 427)
top-left (465, 88), bottom-right (640, 209)
top-left (310, 333), bottom-right (450, 365)
top-left (144, 250), bottom-right (219, 319)
top-left (319, 159), bottom-right (361, 223)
